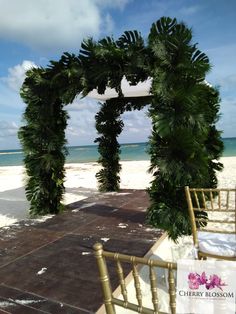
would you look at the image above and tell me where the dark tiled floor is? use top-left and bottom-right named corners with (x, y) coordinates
top-left (0, 190), bottom-right (163, 313)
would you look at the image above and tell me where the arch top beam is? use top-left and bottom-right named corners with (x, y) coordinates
top-left (87, 77), bottom-right (152, 101)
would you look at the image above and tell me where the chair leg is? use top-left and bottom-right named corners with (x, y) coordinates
top-left (198, 252), bottom-right (207, 260)
top-left (94, 243), bottom-right (116, 314)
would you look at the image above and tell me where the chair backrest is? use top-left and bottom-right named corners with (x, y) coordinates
top-left (185, 186), bottom-right (236, 246)
top-left (93, 243), bottom-right (177, 314)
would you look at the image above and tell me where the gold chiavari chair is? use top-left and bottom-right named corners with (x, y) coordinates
top-left (93, 243), bottom-right (177, 314)
top-left (185, 186), bottom-right (236, 261)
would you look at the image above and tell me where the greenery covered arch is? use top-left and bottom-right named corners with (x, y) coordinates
top-left (19, 17), bottom-right (223, 240)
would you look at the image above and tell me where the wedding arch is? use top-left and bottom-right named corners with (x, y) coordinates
top-left (18, 17), bottom-right (223, 240)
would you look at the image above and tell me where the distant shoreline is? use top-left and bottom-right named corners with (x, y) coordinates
top-left (0, 138), bottom-right (235, 152)
top-left (0, 139), bottom-right (236, 167)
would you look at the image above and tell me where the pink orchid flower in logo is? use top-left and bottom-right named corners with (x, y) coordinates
top-left (205, 274), bottom-right (227, 291)
top-left (198, 271), bottom-right (207, 285)
top-left (188, 272), bottom-right (200, 289)
top-left (188, 272), bottom-right (227, 290)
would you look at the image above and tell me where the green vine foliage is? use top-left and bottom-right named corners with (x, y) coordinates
top-left (95, 100), bottom-right (124, 191)
top-left (18, 53), bottom-right (84, 216)
top-left (79, 30), bottom-right (149, 97)
top-left (94, 97), bottom-right (149, 192)
top-left (18, 67), bottom-right (69, 216)
top-left (146, 17), bottom-right (223, 240)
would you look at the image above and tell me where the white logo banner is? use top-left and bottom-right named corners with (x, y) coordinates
top-left (177, 260), bottom-right (236, 314)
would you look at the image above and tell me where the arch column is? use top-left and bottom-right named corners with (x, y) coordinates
top-left (95, 99), bottom-right (124, 191)
top-left (18, 68), bottom-right (68, 216)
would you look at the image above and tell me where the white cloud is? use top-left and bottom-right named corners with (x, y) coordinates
top-left (66, 97), bottom-right (99, 145)
top-left (65, 97), bottom-right (151, 146)
top-left (119, 108), bottom-right (151, 143)
top-left (0, 113), bottom-right (22, 149)
top-left (217, 74), bottom-right (236, 93)
top-left (103, 13), bottom-right (115, 34)
top-left (0, 0), bottom-right (130, 52)
top-left (0, 121), bottom-right (19, 138)
top-left (66, 97), bottom-right (98, 112)
top-left (95, 0), bottom-right (131, 10)
top-left (3, 60), bottom-right (37, 92)
top-left (179, 5), bottom-right (202, 16)
top-left (206, 44), bottom-right (236, 82)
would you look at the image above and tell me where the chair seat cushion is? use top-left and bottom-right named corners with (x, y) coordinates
top-left (198, 231), bottom-right (236, 257)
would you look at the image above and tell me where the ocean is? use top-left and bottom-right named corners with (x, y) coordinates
top-left (0, 138), bottom-right (236, 167)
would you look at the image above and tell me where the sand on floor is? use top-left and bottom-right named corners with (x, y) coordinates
top-left (0, 157), bottom-right (235, 227)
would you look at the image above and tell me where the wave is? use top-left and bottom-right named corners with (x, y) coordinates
top-left (122, 144), bottom-right (140, 148)
top-left (0, 152), bottom-right (23, 155)
top-left (74, 148), bottom-right (88, 151)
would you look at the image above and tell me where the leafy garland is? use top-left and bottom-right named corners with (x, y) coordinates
top-left (94, 97), bottom-right (148, 191)
top-left (18, 67), bottom-right (68, 215)
top-left (146, 18), bottom-right (223, 239)
top-left (18, 54), bottom-right (82, 216)
top-left (18, 17), bottom-right (223, 240)
top-left (95, 100), bottom-right (124, 191)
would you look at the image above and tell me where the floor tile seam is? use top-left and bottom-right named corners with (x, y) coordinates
top-left (0, 284), bottom-right (91, 313)
top-left (0, 294), bottom-right (50, 314)
top-left (119, 197), bottom-right (148, 209)
top-left (67, 209), bottom-right (108, 221)
top-left (33, 211), bottom-right (100, 231)
top-left (68, 215), bottom-right (105, 234)
top-left (0, 287), bottom-right (49, 307)
top-left (68, 234), bottom-right (156, 251)
top-left (0, 309), bottom-right (10, 314)
top-left (0, 232), bottom-right (67, 270)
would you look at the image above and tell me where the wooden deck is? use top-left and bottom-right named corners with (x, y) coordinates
top-left (0, 189), bottom-right (163, 313)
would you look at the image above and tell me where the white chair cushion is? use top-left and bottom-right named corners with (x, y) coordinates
top-left (198, 231), bottom-right (236, 257)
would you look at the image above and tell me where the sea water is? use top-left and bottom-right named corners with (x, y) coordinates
top-left (0, 138), bottom-right (236, 167)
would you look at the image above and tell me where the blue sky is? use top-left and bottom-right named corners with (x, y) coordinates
top-left (0, 0), bottom-right (235, 149)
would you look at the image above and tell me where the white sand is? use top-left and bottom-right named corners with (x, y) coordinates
top-left (0, 160), bottom-right (151, 227)
top-left (0, 157), bottom-right (235, 228)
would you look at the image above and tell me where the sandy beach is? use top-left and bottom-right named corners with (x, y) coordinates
top-left (0, 157), bottom-right (236, 228)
